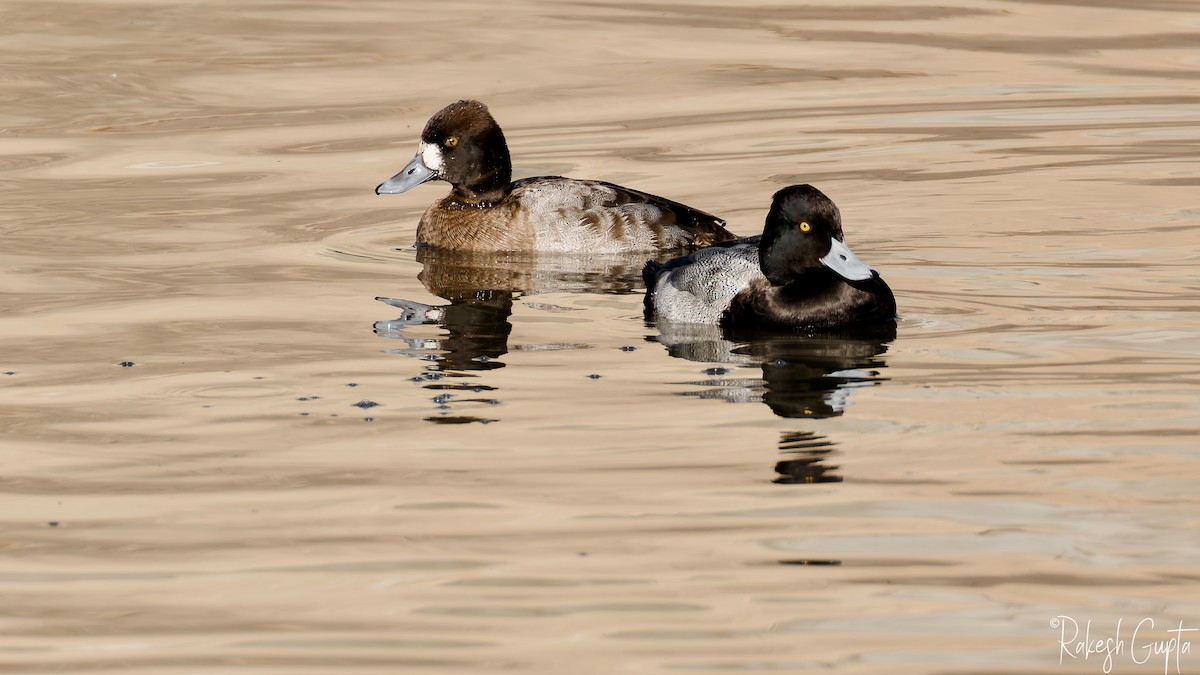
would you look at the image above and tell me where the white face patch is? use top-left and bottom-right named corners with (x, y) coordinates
top-left (419, 142), bottom-right (444, 173)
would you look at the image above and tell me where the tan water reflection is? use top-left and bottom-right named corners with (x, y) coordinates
top-left (3, 0), bottom-right (1200, 673)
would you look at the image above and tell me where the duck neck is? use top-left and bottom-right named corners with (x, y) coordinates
top-left (451, 131), bottom-right (512, 205)
top-left (452, 181), bottom-right (509, 206)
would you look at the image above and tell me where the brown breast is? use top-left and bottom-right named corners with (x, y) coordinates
top-left (415, 197), bottom-right (533, 252)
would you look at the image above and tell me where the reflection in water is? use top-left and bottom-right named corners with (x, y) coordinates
top-left (376, 291), bottom-right (513, 372)
top-left (775, 431), bottom-right (840, 484)
top-left (652, 321), bottom-right (894, 487)
top-left (376, 247), bottom-right (669, 423)
top-left (414, 246), bottom-right (652, 298)
top-left (653, 321), bottom-right (896, 419)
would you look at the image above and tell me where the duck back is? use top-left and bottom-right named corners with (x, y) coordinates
top-left (643, 237), bottom-right (764, 323)
top-left (417, 177), bottom-right (734, 253)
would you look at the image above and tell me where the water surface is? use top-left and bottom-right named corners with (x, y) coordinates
top-left (2, 1), bottom-right (1199, 672)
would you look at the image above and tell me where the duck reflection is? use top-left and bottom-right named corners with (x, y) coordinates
top-left (651, 321), bottom-right (894, 485)
top-left (375, 247), bottom-right (663, 423)
top-left (653, 321), bottom-right (895, 419)
top-left (376, 290), bottom-right (512, 372)
top-left (775, 431), bottom-right (840, 485)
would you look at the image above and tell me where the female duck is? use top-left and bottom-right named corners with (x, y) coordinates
top-left (643, 185), bottom-right (896, 330)
top-left (376, 100), bottom-right (736, 253)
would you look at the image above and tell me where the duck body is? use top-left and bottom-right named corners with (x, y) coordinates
top-left (644, 236), bottom-right (764, 324)
top-left (377, 100), bottom-right (736, 253)
top-left (417, 176), bottom-right (734, 253)
top-left (722, 262), bottom-right (897, 331)
top-left (644, 185), bottom-right (896, 331)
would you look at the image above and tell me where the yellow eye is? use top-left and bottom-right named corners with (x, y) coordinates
top-left (799, 221), bottom-right (811, 232)
top-left (444, 137), bottom-right (458, 148)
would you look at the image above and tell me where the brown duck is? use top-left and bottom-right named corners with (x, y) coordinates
top-left (375, 100), bottom-right (736, 253)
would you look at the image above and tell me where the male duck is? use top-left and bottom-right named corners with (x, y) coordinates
top-left (643, 185), bottom-right (896, 330)
top-left (376, 100), bottom-right (736, 253)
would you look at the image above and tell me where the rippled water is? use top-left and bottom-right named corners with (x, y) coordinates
top-left (3, 1), bottom-right (1199, 672)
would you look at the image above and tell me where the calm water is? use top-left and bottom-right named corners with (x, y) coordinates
top-left (3, 1), bottom-right (1199, 672)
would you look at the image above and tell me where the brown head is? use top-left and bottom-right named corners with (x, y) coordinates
top-left (376, 100), bottom-right (513, 204)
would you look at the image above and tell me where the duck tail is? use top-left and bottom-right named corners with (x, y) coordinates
top-left (641, 259), bottom-right (667, 321)
top-left (641, 260), bottom-right (665, 295)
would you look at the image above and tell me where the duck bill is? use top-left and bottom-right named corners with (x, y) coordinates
top-left (375, 153), bottom-right (436, 194)
top-left (820, 239), bottom-right (875, 281)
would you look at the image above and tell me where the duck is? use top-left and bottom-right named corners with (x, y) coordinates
top-left (375, 100), bottom-right (737, 253)
top-left (643, 184), bottom-right (896, 331)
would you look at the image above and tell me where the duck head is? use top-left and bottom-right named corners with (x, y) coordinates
top-left (758, 184), bottom-right (874, 285)
top-left (376, 100), bottom-right (513, 203)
